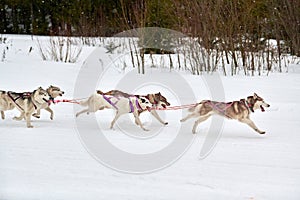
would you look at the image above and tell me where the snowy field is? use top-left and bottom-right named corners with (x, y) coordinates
top-left (0, 35), bottom-right (300, 200)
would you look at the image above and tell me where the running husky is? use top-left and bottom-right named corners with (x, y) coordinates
top-left (97, 90), bottom-right (171, 125)
top-left (180, 93), bottom-right (270, 134)
top-left (6, 87), bottom-right (50, 128)
top-left (32, 85), bottom-right (64, 120)
top-left (76, 93), bottom-right (154, 131)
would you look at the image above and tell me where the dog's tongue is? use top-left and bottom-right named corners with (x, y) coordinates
top-left (260, 105), bottom-right (265, 112)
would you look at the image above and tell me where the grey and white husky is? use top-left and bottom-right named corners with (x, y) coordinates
top-left (32, 85), bottom-right (64, 120)
top-left (180, 93), bottom-right (270, 134)
top-left (1, 87), bottom-right (50, 128)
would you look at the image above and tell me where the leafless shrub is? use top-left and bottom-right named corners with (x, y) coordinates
top-left (36, 37), bottom-right (82, 63)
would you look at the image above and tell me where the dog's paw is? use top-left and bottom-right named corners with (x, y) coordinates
top-left (13, 117), bottom-right (22, 121)
top-left (33, 115), bottom-right (40, 119)
top-left (256, 128), bottom-right (265, 134)
top-left (27, 125), bottom-right (34, 128)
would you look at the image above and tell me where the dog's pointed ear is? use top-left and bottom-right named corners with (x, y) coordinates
top-left (253, 93), bottom-right (258, 99)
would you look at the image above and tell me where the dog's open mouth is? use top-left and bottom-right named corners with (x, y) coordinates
top-left (146, 106), bottom-right (152, 112)
top-left (260, 105), bottom-right (265, 112)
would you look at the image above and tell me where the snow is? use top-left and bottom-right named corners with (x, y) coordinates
top-left (1, 34), bottom-right (300, 200)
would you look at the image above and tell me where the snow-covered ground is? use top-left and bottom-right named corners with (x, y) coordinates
top-left (0, 35), bottom-right (300, 200)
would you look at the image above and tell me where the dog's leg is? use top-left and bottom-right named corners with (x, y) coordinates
top-left (25, 112), bottom-right (33, 128)
top-left (110, 111), bottom-right (121, 129)
top-left (239, 118), bottom-right (265, 134)
top-left (134, 112), bottom-right (141, 125)
top-left (75, 109), bottom-right (89, 117)
top-left (133, 112), bottom-right (149, 131)
top-left (1, 111), bottom-right (4, 120)
top-left (192, 114), bottom-right (211, 134)
top-left (44, 107), bottom-right (54, 120)
top-left (150, 110), bottom-right (168, 125)
top-left (180, 113), bottom-right (198, 122)
top-left (32, 109), bottom-right (41, 119)
top-left (13, 112), bottom-right (25, 121)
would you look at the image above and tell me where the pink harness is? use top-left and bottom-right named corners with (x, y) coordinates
top-left (102, 95), bottom-right (142, 113)
top-left (205, 100), bottom-right (233, 118)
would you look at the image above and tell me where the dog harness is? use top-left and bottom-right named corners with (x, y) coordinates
top-left (205, 100), bottom-right (233, 118)
top-left (129, 98), bottom-right (143, 113)
top-left (102, 95), bottom-right (143, 113)
top-left (102, 95), bottom-right (119, 109)
top-left (49, 97), bottom-right (55, 105)
top-left (205, 98), bottom-right (256, 118)
top-left (7, 91), bottom-right (37, 111)
top-left (245, 100), bottom-right (255, 112)
top-left (239, 99), bottom-right (255, 112)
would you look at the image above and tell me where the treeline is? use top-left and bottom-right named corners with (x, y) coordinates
top-left (0, 0), bottom-right (299, 56)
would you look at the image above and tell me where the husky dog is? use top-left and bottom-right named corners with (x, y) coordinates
top-left (76, 93), bottom-right (154, 131)
top-left (7, 87), bottom-right (50, 128)
top-left (180, 93), bottom-right (270, 134)
top-left (0, 90), bottom-right (16, 120)
top-left (32, 85), bottom-right (64, 120)
top-left (97, 90), bottom-right (171, 125)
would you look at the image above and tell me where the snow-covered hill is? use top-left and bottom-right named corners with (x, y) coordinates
top-left (0, 35), bottom-right (300, 200)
